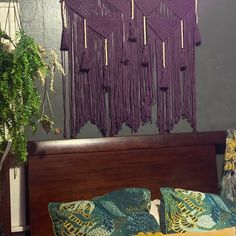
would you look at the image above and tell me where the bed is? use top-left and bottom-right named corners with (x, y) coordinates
top-left (25, 131), bottom-right (227, 236)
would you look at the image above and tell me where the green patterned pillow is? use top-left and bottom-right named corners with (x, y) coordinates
top-left (160, 187), bottom-right (236, 234)
top-left (48, 188), bottom-right (159, 236)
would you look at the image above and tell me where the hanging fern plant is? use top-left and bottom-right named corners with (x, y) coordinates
top-left (0, 29), bottom-right (63, 165)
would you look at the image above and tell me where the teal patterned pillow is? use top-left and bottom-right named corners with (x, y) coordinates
top-left (160, 187), bottom-right (236, 234)
top-left (48, 188), bottom-right (159, 236)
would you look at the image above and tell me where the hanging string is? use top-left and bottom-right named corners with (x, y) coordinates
top-left (143, 16), bottom-right (147, 46)
top-left (13, 0), bottom-right (22, 30)
top-left (195, 0), bottom-right (199, 24)
top-left (131, 0), bottom-right (135, 20)
top-left (46, 90), bottom-right (54, 118)
top-left (180, 20), bottom-right (184, 49)
top-left (4, 0), bottom-right (11, 33)
top-left (39, 0), bottom-right (48, 117)
top-left (162, 42), bottom-right (166, 68)
top-left (83, 18), bottom-right (87, 49)
top-left (104, 39), bottom-right (108, 66)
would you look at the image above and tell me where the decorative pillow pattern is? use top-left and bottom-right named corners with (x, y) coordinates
top-left (48, 188), bottom-right (159, 236)
top-left (160, 188), bottom-right (236, 234)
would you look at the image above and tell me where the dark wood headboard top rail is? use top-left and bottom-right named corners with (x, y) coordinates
top-left (28, 131), bottom-right (226, 156)
top-left (27, 131), bottom-right (226, 236)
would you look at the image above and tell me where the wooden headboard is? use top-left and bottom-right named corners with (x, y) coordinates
top-left (27, 131), bottom-right (226, 236)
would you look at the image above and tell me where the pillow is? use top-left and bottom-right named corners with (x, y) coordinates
top-left (149, 199), bottom-right (161, 224)
top-left (160, 188), bottom-right (236, 234)
top-left (48, 188), bottom-right (160, 236)
top-left (136, 226), bottom-right (236, 236)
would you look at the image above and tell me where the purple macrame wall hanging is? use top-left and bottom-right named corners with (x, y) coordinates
top-left (60, 0), bottom-right (201, 138)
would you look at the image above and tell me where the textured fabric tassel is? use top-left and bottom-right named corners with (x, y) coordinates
top-left (60, 27), bottom-right (69, 51)
top-left (180, 20), bottom-right (187, 71)
top-left (180, 48), bottom-right (188, 71)
top-left (194, 24), bottom-right (201, 46)
top-left (80, 48), bottom-right (90, 73)
top-left (60, 1), bottom-right (68, 51)
top-left (141, 45), bottom-right (149, 67)
top-left (160, 42), bottom-right (168, 90)
top-left (194, 0), bottom-right (201, 46)
top-left (120, 43), bottom-right (129, 65)
top-left (80, 18), bottom-right (90, 73)
top-left (160, 68), bottom-right (168, 90)
top-left (128, 20), bottom-right (137, 42)
top-left (103, 38), bottom-right (110, 90)
top-left (103, 65), bottom-right (109, 90)
top-left (128, 0), bottom-right (136, 42)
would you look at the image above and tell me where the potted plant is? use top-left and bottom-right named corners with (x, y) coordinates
top-left (0, 29), bottom-right (63, 166)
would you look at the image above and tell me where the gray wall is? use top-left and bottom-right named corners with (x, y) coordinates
top-left (16, 0), bottom-right (236, 141)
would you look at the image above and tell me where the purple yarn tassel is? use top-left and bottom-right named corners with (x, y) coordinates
top-left (141, 45), bottom-right (149, 67)
top-left (103, 65), bottom-right (109, 90)
top-left (160, 68), bottom-right (168, 90)
top-left (180, 48), bottom-right (188, 71)
top-left (80, 48), bottom-right (90, 73)
top-left (128, 20), bottom-right (137, 42)
top-left (194, 24), bottom-right (201, 46)
top-left (60, 27), bottom-right (69, 51)
top-left (120, 43), bottom-right (129, 65)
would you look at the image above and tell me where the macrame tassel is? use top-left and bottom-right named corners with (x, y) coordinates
top-left (60, 27), bottom-right (69, 51)
top-left (80, 19), bottom-right (90, 73)
top-left (160, 42), bottom-right (168, 90)
top-left (141, 45), bottom-right (149, 67)
top-left (194, 24), bottom-right (201, 46)
top-left (103, 39), bottom-right (109, 89)
top-left (80, 48), bottom-right (90, 73)
top-left (141, 16), bottom-right (149, 67)
top-left (180, 48), bottom-right (188, 71)
top-left (120, 43), bottom-right (129, 65)
top-left (180, 20), bottom-right (188, 71)
top-left (128, 20), bottom-right (137, 42)
top-left (60, 1), bottom-right (68, 51)
top-left (128, 0), bottom-right (136, 42)
top-left (160, 68), bottom-right (168, 90)
top-left (103, 65), bottom-right (109, 89)
top-left (194, 0), bottom-right (201, 46)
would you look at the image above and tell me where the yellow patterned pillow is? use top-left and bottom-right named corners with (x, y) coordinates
top-left (136, 232), bottom-right (163, 236)
top-left (136, 227), bottom-right (236, 236)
